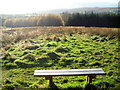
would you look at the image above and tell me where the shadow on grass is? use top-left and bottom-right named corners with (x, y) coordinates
top-left (84, 84), bottom-right (97, 90)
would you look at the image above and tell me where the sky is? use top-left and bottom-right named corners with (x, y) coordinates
top-left (0, 0), bottom-right (119, 14)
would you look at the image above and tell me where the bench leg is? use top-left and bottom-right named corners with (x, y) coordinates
top-left (87, 75), bottom-right (92, 85)
top-left (49, 76), bottom-right (53, 86)
top-left (86, 75), bottom-right (96, 85)
top-left (45, 76), bottom-right (54, 86)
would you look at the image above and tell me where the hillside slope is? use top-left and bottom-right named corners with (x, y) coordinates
top-left (1, 27), bottom-right (120, 89)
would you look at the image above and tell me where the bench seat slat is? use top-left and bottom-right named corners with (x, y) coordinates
top-left (34, 68), bottom-right (105, 76)
top-left (35, 68), bottom-right (103, 73)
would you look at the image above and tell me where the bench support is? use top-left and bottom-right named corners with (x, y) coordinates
top-left (86, 75), bottom-right (96, 85)
top-left (46, 75), bottom-right (97, 86)
top-left (45, 76), bottom-right (54, 86)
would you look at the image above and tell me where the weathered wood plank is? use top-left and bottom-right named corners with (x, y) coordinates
top-left (34, 68), bottom-right (105, 76)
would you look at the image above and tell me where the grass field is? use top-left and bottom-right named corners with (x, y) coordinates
top-left (1, 26), bottom-right (120, 90)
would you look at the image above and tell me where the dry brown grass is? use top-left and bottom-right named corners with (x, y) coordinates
top-left (0, 26), bottom-right (119, 48)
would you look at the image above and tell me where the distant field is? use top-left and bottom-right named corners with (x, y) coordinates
top-left (1, 26), bottom-right (119, 47)
top-left (1, 26), bottom-right (120, 89)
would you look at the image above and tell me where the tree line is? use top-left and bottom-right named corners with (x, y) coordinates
top-left (66, 13), bottom-right (120, 28)
top-left (3, 13), bottom-right (120, 28)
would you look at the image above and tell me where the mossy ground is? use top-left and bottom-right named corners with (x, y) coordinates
top-left (1, 28), bottom-right (120, 90)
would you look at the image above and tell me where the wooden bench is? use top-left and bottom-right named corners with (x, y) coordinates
top-left (34, 68), bottom-right (105, 86)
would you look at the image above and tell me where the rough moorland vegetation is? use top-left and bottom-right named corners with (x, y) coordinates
top-left (1, 26), bottom-right (120, 90)
top-left (1, 26), bottom-right (119, 47)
